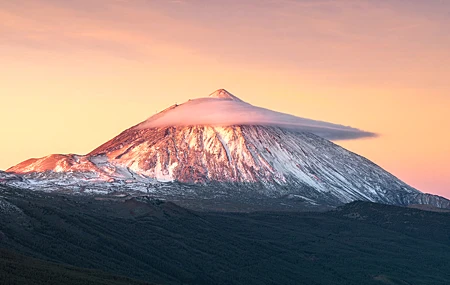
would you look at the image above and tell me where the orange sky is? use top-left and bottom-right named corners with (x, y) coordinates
top-left (1, 0), bottom-right (449, 197)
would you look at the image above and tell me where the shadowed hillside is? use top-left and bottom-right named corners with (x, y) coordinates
top-left (1, 185), bottom-right (450, 285)
top-left (0, 249), bottom-right (153, 285)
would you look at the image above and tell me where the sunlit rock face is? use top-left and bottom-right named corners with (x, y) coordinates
top-left (5, 89), bottom-right (449, 209)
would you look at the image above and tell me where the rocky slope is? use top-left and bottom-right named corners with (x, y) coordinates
top-left (4, 90), bottom-right (449, 210)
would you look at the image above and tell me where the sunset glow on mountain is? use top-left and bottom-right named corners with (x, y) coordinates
top-left (1, 0), bottom-right (449, 196)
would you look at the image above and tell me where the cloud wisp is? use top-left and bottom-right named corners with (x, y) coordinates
top-left (136, 90), bottom-right (376, 141)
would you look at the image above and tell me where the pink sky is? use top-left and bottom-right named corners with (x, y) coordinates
top-left (0, 0), bottom-right (449, 197)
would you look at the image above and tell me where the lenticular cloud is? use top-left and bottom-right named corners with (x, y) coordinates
top-left (136, 89), bottom-right (376, 141)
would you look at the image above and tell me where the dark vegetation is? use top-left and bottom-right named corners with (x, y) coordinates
top-left (0, 248), bottom-right (152, 285)
top-left (1, 185), bottom-right (450, 285)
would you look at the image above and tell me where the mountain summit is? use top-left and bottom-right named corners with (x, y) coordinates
top-left (4, 90), bottom-right (449, 211)
top-left (208, 89), bottom-right (244, 102)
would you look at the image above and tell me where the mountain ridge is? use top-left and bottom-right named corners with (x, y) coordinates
top-left (4, 125), bottom-right (449, 210)
top-left (3, 89), bottom-right (448, 210)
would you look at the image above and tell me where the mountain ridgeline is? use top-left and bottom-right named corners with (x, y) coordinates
top-left (3, 89), bottom-right (449, 211)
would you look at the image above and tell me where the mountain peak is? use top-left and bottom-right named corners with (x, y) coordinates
top-left (208, 89), bottom-right (244, 102)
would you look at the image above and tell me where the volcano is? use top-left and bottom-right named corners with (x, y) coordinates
top-left (4, 89), bottom-right (449, 211)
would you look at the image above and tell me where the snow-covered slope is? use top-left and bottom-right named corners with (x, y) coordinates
top-left (4, 90), bottom-right (449, 210)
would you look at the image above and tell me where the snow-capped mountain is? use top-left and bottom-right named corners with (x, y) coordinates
top-left (4, 89), bottom-right (449, 210)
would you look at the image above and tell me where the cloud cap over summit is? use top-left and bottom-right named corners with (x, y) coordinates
top-left (137, 89), bottom-right (376, 141)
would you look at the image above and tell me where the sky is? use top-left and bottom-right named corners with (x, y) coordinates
top-left (0, 0), bottom-right (449, 197)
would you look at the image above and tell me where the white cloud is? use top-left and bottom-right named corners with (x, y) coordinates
top-left (136, 90), bottom-right (376, 141)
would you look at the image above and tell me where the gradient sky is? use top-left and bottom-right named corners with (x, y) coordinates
top-left (1, 0), bottom-right (449, 197)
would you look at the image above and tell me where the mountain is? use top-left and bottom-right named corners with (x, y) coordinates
top-left (4, 89), bottom-right (449, 210)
